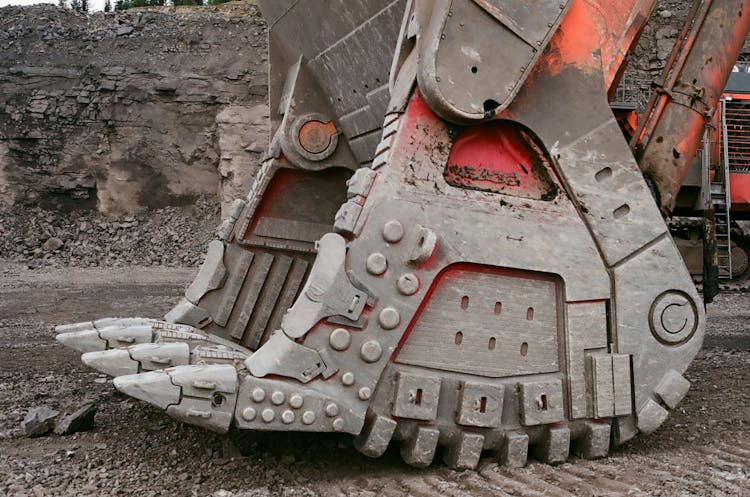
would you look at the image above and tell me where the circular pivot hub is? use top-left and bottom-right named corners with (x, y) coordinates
top-left (293, 114), bottom-right (339, 161)
top-left (649, 290), bottom-right (699, 345)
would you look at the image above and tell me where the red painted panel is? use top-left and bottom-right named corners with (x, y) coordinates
top-left (730, 172), bottom-right (750, 205)
top-left (444, 122), bottom-right (558, 200)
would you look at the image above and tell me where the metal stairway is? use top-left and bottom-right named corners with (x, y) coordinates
top-left (713, 99), bottom-right (733, 279)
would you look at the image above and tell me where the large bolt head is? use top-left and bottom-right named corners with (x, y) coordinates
top-left (366, 252), bottom-right (388, 275)
top-left (397, 273), bottom-right (420, 295)
top-left (382, 220), bottom-right (404, 243)
top-left (329, 328), bottom-right (352, 351)
top-left (360, 340), bottom-right (383, 363)
top-left (378, 307), bottom-right (400, 329)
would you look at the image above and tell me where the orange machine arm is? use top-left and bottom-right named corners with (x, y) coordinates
top-left (633, 0), bottom-right (750, 214)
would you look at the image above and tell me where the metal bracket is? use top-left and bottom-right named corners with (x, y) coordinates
top-left (281, 233), bottom-right (368, 338)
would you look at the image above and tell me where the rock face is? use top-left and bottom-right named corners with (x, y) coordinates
top-left (625, 0), bottom-right (750, 92)
top-left (0, 2), bottom-right (268, 217)
top-left (0, 1), bottom-right (746, 222)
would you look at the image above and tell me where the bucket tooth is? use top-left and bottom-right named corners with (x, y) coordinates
top-left (113, 371), bottom-right (181, 410)
top-left (400, 426), bottom-right (440, 468)
top-left (54, 317), bottom-right (153, 335)
top-left (636, 399), bottom-right (669, 434)
top-left (533, 425), bottom-right (570, 464)
top-left (56, 320), bottom-right (155, 354)
top-left (98, 324), bottom-right (153, 349)
top-left (93, 317), bottom-right (154, 328)
top-left (354, 413), bottom-right (397, 458)
top-left (54, 321), bottom-right (95, 334)
top-left (56, 329), bottom-right (106, 354)
top-left (167, 364), bottom-right (238, 398)
top-left (443, 431), bottom-right (484, 470)
top-left (164, 365), bottom-right (239, 433)
top-left (129, 342), bottom-right (191, 371)
top-left (82, 349), bottom-right (139, 377)
top-left (80, 342), bottom-right (192, 377)
top-left (654, 369), bottom-right (691, 409)
top-left (499, 431), bottom-right (529, 468)
top-left (573, 421), bottom-right (611, 459)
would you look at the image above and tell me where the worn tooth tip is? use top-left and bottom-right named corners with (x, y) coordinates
top-left (113, 371), bottom-right (179, 410)
top-left (81, 349), bottom-right (138, 377)
top-left (54, 321), bottom-right (93, 334)
top-left (55, 329), bottom-right (105, 354)
top-left (81, 351), bottom-right (98, 367)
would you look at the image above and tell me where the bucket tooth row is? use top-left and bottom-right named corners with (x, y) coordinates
top-left (353, 409), bottom-right (612, 470)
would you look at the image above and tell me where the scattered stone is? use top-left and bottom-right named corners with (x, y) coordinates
top-left (659, 9), bottom-right (673, 18)
top-left (155, 80), bottom-right (179, 92)
top-left (99, 80), bottom-right (116, 91)
top-left (21, 407), bottom-right (59, 437)
top-left (54, 403), bottom-right (97, 435)
top-left (116, 25), bottom-right (134, 36)
top-left (0, 198), bottom-right (220, 269)
top-left (42, 237), bottom-right (63, 252)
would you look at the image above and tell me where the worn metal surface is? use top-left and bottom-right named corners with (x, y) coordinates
top-left (53, 0), bottom-right (746, 472)
top-left (416, 0), bottom-right (571, 122)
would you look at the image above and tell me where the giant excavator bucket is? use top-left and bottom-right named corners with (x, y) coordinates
top-left (56, 0), bottom-right (750, 469)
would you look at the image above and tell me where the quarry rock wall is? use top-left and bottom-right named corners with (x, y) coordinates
top-left (0, 2), bottom-right (268, 217)
top-left (0, 0), bottom-right (747, 218)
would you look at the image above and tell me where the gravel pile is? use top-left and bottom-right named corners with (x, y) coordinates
top-left (0, 4), bottom-right (259, 45)
top-left (0, 197), bottom-right (220, 268)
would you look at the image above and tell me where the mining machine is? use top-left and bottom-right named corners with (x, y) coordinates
top-left (56, 0), bottom-right (750, 469)
top-left (669, 64), bottom-right (750, 290)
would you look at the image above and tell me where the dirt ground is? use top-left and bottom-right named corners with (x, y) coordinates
top-left (0, 262), bottom-right (748, 497)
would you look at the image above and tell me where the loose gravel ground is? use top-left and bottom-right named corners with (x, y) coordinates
top-left (0, 199), bottom-right (219, 269)
top-left (0, 262), bottom-right (748, 497)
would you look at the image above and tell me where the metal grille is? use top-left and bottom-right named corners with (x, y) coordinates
top-left (724, 99), bottom-right (750, 172)
top-left (610, 75), bottom-right (651, 111)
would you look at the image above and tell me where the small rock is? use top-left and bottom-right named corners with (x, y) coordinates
top-left (155, 80), bottom-right (178, 92)
top-left (21, 406), bottom-right (59, 437)
top-left (244, 141), bottom-right (265, 153)
top-left (659, 9), bottom-right (672, 18)
top-left (99, 80), bottom-right (116, 92)
top-left (54, 403), bottom-right (97, 435)
top-left (42, 237), bottom-right (63, 252)
top-left (116, 26), bottom-right (134, 36)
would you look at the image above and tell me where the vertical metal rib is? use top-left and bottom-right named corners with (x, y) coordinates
top-left (244, 258), bottom-right (310, 350)
top-left (244, 254), bottom-right (294, 343)
top-left (228, 252), bottom-right (274, 340)
top-left (213, 250), bottom-right (254, 327)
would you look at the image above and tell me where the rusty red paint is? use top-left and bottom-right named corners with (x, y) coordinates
top-left (298, 120), bottom-right (337, 154)
top-left (542, 0), bottom-right (601, 78)
top-left (241, 168), bottom-right (301, 239)
top-left (730, 173), bottom-right (750, 207)
top-left (444, 121), bottom-right (558, 201)
top-left (634, 0), bottom-right (750, 213)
